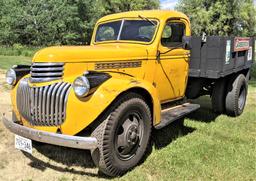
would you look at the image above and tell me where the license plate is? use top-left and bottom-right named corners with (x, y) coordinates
top-left (15, 135), bottom-right (32, 154)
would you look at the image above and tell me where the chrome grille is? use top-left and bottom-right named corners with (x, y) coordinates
top-left (30, 63), bottom-right (64, 83)
top-left (17, 78), bottom-right (71, 126)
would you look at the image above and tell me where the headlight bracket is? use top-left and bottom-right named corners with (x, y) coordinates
top-left (6, 65), bottom-right (30, 86)
top-left (85, 71), bottom-right (111, 89)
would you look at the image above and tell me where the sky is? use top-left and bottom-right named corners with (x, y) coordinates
top-left (160, 0), bottom-right (256, 10)
top-left (160, 0), bottom-right (178, 10)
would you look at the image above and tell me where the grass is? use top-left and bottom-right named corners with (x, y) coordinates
top-left (251, 63), bottom-right (256, 80)
top-left (0, 45), bottom-right (39, 57)
top-left (0, 46), bottom-right (36, 70)
top-left (0, 55), bottom-right (31, 70)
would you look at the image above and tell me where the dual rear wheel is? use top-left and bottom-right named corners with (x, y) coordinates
top-left (211, 74), bottom-right (248, 116)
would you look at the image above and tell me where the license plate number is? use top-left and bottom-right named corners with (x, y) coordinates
top-left (15, 135), bottom-right (32, 154)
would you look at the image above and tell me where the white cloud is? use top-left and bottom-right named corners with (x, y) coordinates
top-left (161, 0), bottom-right (255, 10)
top-left (160, 0), bottom-right (178, 10)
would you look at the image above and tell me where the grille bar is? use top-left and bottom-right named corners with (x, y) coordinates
top-left (17, 78), bottom-right (71, 126)
top-left (31, 72), bottom-right (64, 77)
top-left (17, 79), bottom-right (31, 122)
top-left (30, 63), bottom-right (64, 83)
top-left (31, 67), bottom-right (64, 71)
top-left (32, 62), bottom-right (64, 66)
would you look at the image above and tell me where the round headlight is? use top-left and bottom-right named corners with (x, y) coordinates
top-left (73, 76), bottom-right (90, 97)
top-left (6, 68), bottom-right (17, 85)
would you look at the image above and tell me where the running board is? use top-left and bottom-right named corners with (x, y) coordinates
top-left (155, 103), bottom-right (200, 130)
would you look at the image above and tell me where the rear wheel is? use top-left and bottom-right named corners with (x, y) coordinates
top-left (91, 93), bottom-right (152, 177)
top-left (245, 70), bottom-right (250, 82)
top-left (225, 74), bottom-right (248, 117)
top-left (211, 78), bottom-right (227, 114)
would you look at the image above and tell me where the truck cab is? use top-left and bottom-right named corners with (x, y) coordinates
top-left (90, 11), bottom-right (191, 102)
top-left (3, 10), bottom-right (252, 177)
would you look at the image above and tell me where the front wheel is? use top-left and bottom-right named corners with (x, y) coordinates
top-left (91, 93), bottom-right (152, 177)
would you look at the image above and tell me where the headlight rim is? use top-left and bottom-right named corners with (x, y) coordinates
top-left (72, 76), bottom-right (90, 98)
top-left (6, 68), bottom-right (17, 86)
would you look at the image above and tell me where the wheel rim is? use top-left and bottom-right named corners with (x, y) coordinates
top-left (114, 111), bottom-right (144, 161)
top-left (238, 85), bottom-right (246, 110)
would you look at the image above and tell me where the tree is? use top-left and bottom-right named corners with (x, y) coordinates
top-left (0, 0), bottom-right (97, 46)
top-left (0, 0), bottom-right (159, 46)
top-left (101, 0), bottom-right (159, 14)
top-left (176, 0), bottom-right (256, 36)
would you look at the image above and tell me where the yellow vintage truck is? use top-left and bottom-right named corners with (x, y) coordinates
top-left (3, 10), bottom-right (254, 176)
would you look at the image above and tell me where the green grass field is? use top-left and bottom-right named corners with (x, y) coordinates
top-left (0, 53), bottom-right (255, 180)
top-left (0, 55), bottom-right (31, 70)
top-left (0, 46), bottom-right (39, 57)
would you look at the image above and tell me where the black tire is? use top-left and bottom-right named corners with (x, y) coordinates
top-left (91, 93), bottom-right (152, 177)
top-left (245, 70), bottom-right (250, 82)
top-left (225, 74), bottom-right (248, 117)
top-left (185, 78), bottom-right (203, 99)
top-left (211, 78), bottom-right (227, 114)
top-left (32, 140), bottom-right (46, 148)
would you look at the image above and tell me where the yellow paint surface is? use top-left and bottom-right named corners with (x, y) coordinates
top-left (11, 10), bottom-right (191, 135)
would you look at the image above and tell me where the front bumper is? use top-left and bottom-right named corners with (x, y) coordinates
top-left (2, 116), bottom-right (98, 150)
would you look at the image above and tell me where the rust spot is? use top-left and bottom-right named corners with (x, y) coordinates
top-left (102, 87), bottom-right (119, 94)
top-left (130, 80), bottom-right (140, 85)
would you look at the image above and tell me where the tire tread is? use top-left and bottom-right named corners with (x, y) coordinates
top-left (91, 93), bottom-right (152, 177)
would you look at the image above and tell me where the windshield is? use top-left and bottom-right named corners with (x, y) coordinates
top-left (95, 19), bottom-right (158, 43)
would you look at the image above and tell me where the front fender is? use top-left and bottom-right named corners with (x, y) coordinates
top-left (61, 73), bottom-right (161, 135)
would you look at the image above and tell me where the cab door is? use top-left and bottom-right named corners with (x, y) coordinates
top-left (154, 20), bottom-right (190, 103)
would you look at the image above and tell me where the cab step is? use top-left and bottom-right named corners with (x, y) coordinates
top-left (155, 103), bottom-right (200, 130)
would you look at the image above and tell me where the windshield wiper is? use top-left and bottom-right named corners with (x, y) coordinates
top-left (138, 15), bottom-right (156, 26)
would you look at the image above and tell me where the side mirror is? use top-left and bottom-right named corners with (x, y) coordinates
top-left (182, 36), bottom-right (192, 50)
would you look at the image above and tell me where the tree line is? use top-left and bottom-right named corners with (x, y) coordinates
top-left (0, 0), bottom-right (255, 47)
top-left (177, 0), bottom-right (256, 36)
top-left (0, 0), bottom-right (159, 46)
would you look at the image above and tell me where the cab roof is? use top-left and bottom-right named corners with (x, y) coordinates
top-left (97, 10), bottom-right (189, 23)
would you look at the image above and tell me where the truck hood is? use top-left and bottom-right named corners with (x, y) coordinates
top-left (33, 44), bottom-right (149, 63)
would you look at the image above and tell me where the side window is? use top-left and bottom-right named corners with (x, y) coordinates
top-left (161, 22), bottom-right (185, 47)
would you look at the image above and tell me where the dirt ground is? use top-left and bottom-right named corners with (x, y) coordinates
top-left (0, 70), bottom-right (103, 181)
